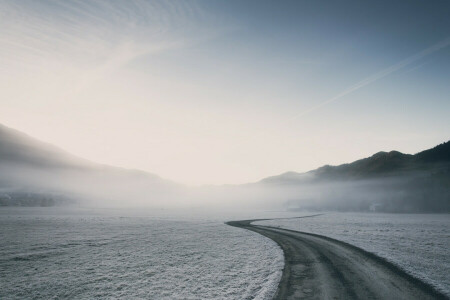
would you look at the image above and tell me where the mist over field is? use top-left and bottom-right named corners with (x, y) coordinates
top-left (1, 123), bottom-right (448, 213)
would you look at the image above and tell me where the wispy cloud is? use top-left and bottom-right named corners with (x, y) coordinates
top-left (231, 37), bottom-right (450, 150)
top-left (0, 0), bottom-right (214, 94)
top-left (286, 36), bottom-right (450, 121)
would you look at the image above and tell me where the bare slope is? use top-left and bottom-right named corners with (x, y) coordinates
top-left (0, 123), bottom-right (180, 206)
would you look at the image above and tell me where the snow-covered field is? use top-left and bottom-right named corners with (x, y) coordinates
top-left (0, 208), bottom-right (283, 300)
top-left (255, 213), bottom-right (450, 296)
top-left (2, 208), bottom-right (447, 299)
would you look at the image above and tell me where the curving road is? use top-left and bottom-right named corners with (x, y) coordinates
top-left (226, 219), bottom-right (447, 300)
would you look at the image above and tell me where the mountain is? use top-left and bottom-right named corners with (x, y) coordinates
top-left (0, 123), bottom-right (98, 170)
top-left (258, 142), bottom-right (450, 213)
top-left (0, 123), bottom-right (181, 206)
top-left (261, 141), bottom-right (450, 184)
top-left (1, 122), bottom-right (448, 212)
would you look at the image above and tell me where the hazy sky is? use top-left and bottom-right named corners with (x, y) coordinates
top-left (1, 0), bottom-right (449, 185)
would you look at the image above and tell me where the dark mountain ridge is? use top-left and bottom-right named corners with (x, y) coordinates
top-left (0, 123), bottom-right (180, 206)
top-left (1, 123), bottom-right (448, 211)
top-left (0, 123), bottom-right (95, 170)
top-left (261, 141), bottom-right (450, 184)
top-left (259, 141), bottom-right (450, 213)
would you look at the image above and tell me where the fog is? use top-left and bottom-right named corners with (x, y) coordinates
top-left (1, 123), bottom-right (447, 212)
top-left (0, 163), bottom-right (183, 208)
top-left (188, 172), bottom-right (449, 213)
top-left (2, 161), bottom-right (448, 213)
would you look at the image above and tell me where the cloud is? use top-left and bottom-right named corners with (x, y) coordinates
top-left (286, 36), bottom-right (450, 121)
top-left (229, 36), bottom-right (450, 152)
top-left (0, 0), bottom-right (213, 93)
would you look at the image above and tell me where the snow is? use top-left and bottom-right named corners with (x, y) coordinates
top-left (256, 212), bottom-right (450, 296)
top-left (0, 208), bottom-right (283, 300)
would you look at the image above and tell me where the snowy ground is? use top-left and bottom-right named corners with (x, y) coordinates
top-left (255, 212), bottom-right (450, 296)
top-left (0, 208), bottom-right (284, 300)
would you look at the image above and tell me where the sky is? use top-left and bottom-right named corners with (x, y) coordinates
top-left (0, 0), bottom-right (449, 185)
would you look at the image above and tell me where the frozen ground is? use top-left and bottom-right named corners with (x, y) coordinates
top-left (0, 208), bottom-right (284, 300)
top-left (255, 213), bottom-right (450, 296)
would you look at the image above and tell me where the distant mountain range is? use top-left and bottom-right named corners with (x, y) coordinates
top-left (0, 123), bottom-right (448, 211)
top-left (258, 141), bottom-right (450, 213)
top-left (260, 141), bottom-right (450, 184)
top-left (0, 123), bottom-right (180, 206)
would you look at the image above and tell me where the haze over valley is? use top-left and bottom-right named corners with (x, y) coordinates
top-left (1, 123), bottom-right (448, 213)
